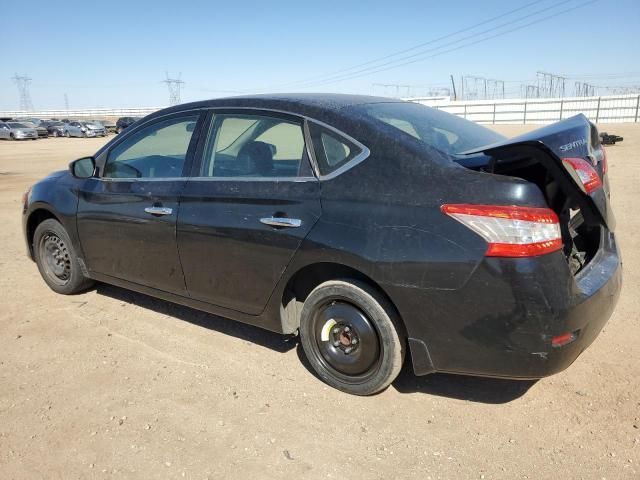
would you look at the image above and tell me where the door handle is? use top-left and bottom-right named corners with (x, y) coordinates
top-left (260, 216), bottom-right (302, 228)
top-left (144, 206), bottom-right (173, 216)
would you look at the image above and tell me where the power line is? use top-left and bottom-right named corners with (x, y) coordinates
top-left (287, 0), bottom-right (598, 90)
top-left (269, 0), bottom-right (578, 90)
top-left (12, 73), bottom-right (33, 111)
top-left (262, 0), bottom-right (549, 90)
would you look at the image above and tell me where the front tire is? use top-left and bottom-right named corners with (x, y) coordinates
top-left (33, 219), bottom-right (94, 295)
top-left (299, 280), bottom-right (405, 395)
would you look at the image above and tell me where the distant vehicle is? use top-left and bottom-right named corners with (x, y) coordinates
top-left (115, 116), bottom-right (140, 134)
top-left (20, 121), bottom-right (49, 138)
top-left (41, 120), bottom-right (66, 137)
top-left (88, 120), bottom-right (114, 135)
top-left (63, 121), bottom-right (107, 138)
top-left (0, 121), bottom-right (38, 140)
top-left (20, 95), bottom-right (621, 395)
top-left (97, 119), bottom-right (117, 133)
top-left (16, 117), bottom-right (44, 126)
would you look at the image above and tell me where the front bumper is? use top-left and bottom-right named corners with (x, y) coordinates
top-left (394, 230), bottom-right (622, 378)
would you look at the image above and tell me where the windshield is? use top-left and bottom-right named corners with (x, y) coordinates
top-left (8, 122), bottom-right (28, 128)
top-left (356, 102), bottom-right (504, 156)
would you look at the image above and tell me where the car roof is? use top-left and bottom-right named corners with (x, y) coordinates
top-left (160, 93), bottom-right (403, 118)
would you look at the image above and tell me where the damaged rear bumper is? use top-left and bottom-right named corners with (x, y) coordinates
top-left (394, 231), bottom-right (622, 378)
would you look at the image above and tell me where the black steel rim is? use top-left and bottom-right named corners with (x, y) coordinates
top-left (310, 298), bottom-right (382, 383)
top-left (38, 232), bottom-right (71, 286)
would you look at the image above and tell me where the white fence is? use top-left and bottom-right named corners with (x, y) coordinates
top-left (0, 107), bottom-right (163, 120)
top-left (408, 94), bottom-right (640, 124)
top-left (1, 93), bottom-right (640, 124)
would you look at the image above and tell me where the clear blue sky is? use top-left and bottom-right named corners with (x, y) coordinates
top-left (1, 0), bottom-right (639, 109)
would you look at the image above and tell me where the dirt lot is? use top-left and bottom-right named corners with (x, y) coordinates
top-left (1, 125), bottom-right (639, 479)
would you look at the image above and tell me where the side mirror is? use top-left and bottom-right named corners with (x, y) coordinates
top-left (69, 157), bottom-right (96, 178)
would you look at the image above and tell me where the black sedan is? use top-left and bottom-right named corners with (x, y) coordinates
top-left (21, 94), bottom-right (621, 395)
top-left (41, 120), bottom-right (67, 137)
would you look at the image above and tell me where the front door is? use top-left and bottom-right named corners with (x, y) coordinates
top-left (77, 112), bottom-right (204, 295)
top-left (177, 111), bottom-right (321, 315)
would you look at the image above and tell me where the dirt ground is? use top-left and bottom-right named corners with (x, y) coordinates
top-left (1, 124), bottom-right (638, 480)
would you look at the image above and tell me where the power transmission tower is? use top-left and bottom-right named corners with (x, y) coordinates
top-left (12, 73), bottom-right (33, 111)
top-left (64, 93), bottom-right (69, 111)
top-left (163, 72), bottom-right (185, 106)
top-left (536, 71), bottom-right (567, 98)
top-left (574, 81), bottom-right (595, 97)
top-left (461, 75), bottom-right (504, 100)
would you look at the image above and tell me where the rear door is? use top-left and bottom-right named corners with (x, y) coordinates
top-left (177, 110), bottom-right (321, 315)
top-left (77, 112), bottom-right (204, 294)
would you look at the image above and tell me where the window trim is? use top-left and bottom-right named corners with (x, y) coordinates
top-left (93, 106), bottom-right (370, 182)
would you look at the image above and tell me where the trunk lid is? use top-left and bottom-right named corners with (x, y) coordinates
top-left (460, 114), bottom-right (613, 231)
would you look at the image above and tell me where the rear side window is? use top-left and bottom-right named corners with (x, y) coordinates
top-left (308, 123), bottom-right (363, 176)
top-left (200, 113), bottom-right (311, 178)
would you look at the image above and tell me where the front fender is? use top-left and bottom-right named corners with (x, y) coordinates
top-left (23, 172), bottom-right (82, 261)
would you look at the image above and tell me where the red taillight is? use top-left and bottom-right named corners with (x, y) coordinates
top-left (441, 204), bottom-right (562, 257)
top-left (562, 157), bottom-right (602, 194)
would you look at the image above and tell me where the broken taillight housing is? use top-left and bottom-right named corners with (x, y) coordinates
top-left (562, 157), bottom-right (603, 194)
top-left (441, 204), bottom-right (562, 257)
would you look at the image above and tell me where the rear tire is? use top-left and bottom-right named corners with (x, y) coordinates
top-left (33, 219), bottom-right (94, 295)
top-left (65, 131), bottom-right (70, 138)
top-left (10, 133), bottom-right (15, 141)
top-left (299, 279), bottom-right (405, 395)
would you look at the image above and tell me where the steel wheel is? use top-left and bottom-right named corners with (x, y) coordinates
top-left (310, 299), bottom-right (382, 381)
top-left (300, 279), bottom-right (405, 395)
top-left (38, 231), bottom-right (72, 287)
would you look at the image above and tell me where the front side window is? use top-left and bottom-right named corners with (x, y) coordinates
top-left (200, 113), bottom-right (309, 178)
top-left (103, 115), bottom-right (198, 179)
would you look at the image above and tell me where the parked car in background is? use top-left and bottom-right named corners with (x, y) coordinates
top-left (41, 120), bottom-right (67, 137)
top-left (98, 119), bottom-right (117, 133)
top-left (20, 121), bottom-right (49, 138)
top-left (115, 116), bottom-right (140, 134)
top-left (21, 94), bottom-right (621, 395)
top-left (0, 121), bottom-right (38, 140)
top-left (88, 120), bottom-right (114, 135)
top-left (63, 121), bottom-right (107, 138)
top-left (16, 117), bottom-right (44, 126)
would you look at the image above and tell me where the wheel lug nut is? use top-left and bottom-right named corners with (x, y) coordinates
top-left (351, 338), bottom-right (358, 345)
top-left (344, 326), bottom-right (350, 333)
top-left (332, 327), bottom-right (340, 335)
top-left (332, 340), bottom-right (340, 347)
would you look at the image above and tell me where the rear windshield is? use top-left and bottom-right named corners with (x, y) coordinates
top-left (8, 122), bottom-right (28, 128)
top-left (356, 102), bottom-right (504, 157)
